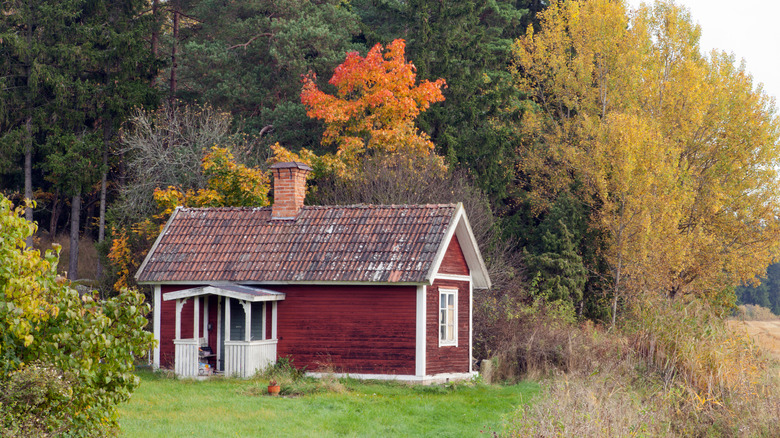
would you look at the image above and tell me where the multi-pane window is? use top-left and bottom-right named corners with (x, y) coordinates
top-left (439, 289), bottom-right (457, 346)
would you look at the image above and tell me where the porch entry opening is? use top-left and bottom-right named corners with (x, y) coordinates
top-left (163, 284), bottom-right (284, 378)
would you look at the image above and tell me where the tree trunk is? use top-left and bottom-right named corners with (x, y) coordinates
top-left (96, 127), bottom-right (109, 280)
top-left (68, 188), bottom-right (81, 280)
top-left (24, 117), bottom-right (33, 248)
top-left (169, 4), bottom-right (179, 107)
top-left (150, 0), bottom-right (160, 86)
top-left (49, 189), bottom-right (60, 237)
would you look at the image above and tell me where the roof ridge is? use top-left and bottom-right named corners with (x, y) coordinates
top-left (178, 204), bottom-right (457, 212)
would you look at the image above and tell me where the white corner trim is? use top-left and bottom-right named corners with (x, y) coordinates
top-left (469, 278), bottom-right (473, 373)
top-left (135, 207), bottom-right (181, 281)
top-left (416, 285), bottom-right (426, 377)
top-left (153, 285), bottom-right (161, 369)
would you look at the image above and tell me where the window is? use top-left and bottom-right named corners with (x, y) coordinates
top-left (439, 288), bottom-right (457, 346)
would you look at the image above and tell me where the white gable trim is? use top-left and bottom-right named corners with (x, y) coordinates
top-left (425, 203), bottom-right (491, 289)
top-left (135, 207), bottom-right (181, 281)
top-left (162, 285), bottom-right (286, 303)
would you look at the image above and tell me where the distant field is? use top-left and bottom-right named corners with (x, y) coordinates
top-left (728, 320), bottom-right (780, 360)
top-left (119, 371), bottom-right (538, 437)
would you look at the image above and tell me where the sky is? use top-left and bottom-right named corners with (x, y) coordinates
top-left (626, 0), bottom-right (780, 104)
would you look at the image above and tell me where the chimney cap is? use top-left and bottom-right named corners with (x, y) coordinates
top-left (270, 161), bottom-right (312, 171)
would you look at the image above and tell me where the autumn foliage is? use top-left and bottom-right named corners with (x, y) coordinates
top-left (513, 0), bottom-right (780, 317)
top-left (275, 39), bottom-right (447, 176)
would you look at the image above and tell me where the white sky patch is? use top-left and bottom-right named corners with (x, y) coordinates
top-left (626, 0), bottom-right (780, 105)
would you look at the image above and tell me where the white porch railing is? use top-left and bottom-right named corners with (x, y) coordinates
top-left (173, 339), bottom-right (199, 378)
top-left (224, 339), bottom-right (278, 378)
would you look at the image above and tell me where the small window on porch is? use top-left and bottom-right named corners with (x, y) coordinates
top-left (439, 288), bottom-right (457, 346)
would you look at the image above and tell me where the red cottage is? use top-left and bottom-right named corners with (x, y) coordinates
top-left (135, 162), bottom-right (491, 383)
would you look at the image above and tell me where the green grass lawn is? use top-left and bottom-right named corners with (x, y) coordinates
top-left (119, 371), bottom-right (538, 437)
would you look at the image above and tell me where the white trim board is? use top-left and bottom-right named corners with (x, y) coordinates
top-left (306, 371), bottom-right (478, 385)
top-left (162, 285), bottom-right (286, 303)
top-left (135, 207), bottom-right (181, 282)
top-left (415, 285), bottom-right (427, 377)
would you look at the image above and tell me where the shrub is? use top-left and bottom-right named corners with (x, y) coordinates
top-left (0, 195), bottom-right (155, 436)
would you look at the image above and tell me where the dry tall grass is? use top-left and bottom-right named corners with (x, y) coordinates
top-left (502, 297), bottom-right (780, 437)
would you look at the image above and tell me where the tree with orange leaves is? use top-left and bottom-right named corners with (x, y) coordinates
top-left (277, 39), bottom-right (447, 176)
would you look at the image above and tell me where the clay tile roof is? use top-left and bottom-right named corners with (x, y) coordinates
top-left (135, 204), bottom-right (457, 284)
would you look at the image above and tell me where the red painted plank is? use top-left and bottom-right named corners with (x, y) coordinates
top-left (439, 234), bottom-right (469, 275)
top-left (275, 285), bottom-right (416, 375)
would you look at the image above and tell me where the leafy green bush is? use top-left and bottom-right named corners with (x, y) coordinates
top-left (0, 195), bottom-right (155, 436)
top-left (0, 363), bottom-right (76, 437)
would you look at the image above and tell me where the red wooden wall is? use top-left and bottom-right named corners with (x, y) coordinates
top-left (274, 285), bottom-right (417, 375)
top-left (425, 279), bottom-right (470, 375)
top-left (439, 234), bottom-right (469, 275)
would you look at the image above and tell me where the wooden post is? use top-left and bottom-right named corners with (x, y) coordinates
top-left (261, 302), bottom-right (267, 340)
top-left (193, 296), bottom-right (200, 340)
top-left (175, 298), bottom-right (187, 340)
top-left (225, 297), bottom-right (231, 342)
top-left (242, 301), bottom-right (251, 342)
top-left (203, 296), bottom-right (209, 338)
top-left (271, 301), bottom-right (278, 340)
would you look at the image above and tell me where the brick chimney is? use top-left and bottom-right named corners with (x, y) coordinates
top-left (270, 162), bottom-right (312, 219)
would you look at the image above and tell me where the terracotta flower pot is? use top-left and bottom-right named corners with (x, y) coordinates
top-left (268, 384), bottom-right (281, 396)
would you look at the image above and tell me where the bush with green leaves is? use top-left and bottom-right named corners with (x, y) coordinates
top-left (0, 195), bottom-right (155, 436)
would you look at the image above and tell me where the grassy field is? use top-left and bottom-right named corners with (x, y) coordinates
top-left (729, 319), bottom-right (780, 360)
top-left (119, 371), bottom-right (538, 437)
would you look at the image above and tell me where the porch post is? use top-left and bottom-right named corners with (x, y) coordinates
top-left (271, 301), bottom-right (278, 340)
top-left (203, 296), bottom-right (209, 339)
top-left (175, 298), bottom-right (187, 340)
top-left (153, 285), bottom-right (161, 368)
top-left (242, 301), bottom-right (251, 341)
top-left (261, 302), bottom-right (267, 340)
top-left (193, 296), bottom-right (200, 340)
top-left (225, 297), bottom-right (231, 342)
top-left (216, 297), bottom-right (222, 365)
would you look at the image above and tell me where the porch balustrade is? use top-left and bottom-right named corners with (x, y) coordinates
top-left (224, 339), bottom-right (278, 378)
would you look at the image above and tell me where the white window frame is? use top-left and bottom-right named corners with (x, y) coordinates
top-left (438, 288), bottom-right (458, 347)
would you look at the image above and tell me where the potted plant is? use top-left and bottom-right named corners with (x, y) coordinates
top-left (267, 379), bottom-right (281, 396)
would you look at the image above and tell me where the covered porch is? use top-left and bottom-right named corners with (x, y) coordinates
top-left (163, 284), bottom-right (285, 378)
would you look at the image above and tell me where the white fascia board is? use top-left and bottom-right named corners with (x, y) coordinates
top-left (425, 203), bottom-right (492, 289)
top-left (424, 204), bottom-right (463, 285)
top-left (162, 285), bottom-right (286, 302)
top-left (452, 206), bottom-right (491, 289)
top-left (135, 207), bottom-right (181, 281)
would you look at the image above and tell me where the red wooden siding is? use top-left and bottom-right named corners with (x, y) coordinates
top-left (275, 285), bottom-right (417, 375)
top-left (426, 279), bottom-right (470, 375)
top-left (439, 234), bottom-right (468, 275)
top-left (266, 302), bottom-right (273, 339)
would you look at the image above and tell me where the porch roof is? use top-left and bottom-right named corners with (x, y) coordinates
top-left (162, 284), bottom-right (285, 302)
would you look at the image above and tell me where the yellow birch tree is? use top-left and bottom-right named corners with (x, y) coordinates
top-left (513, 0), bottom-right (780, 316)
